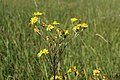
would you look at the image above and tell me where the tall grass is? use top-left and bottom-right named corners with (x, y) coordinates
top-left (0, 0), bottom-right (120, 79)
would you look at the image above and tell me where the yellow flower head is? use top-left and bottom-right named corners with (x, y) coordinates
top-left (81, 23), bottom-right (88, 28)
top-left (65, 30), bottom-right (69, 35)
top-left (50, 75), bottom-right (62, 80)
top-left (37, 49), bottom-right (49, 57)
top-left (34, 26), bottom-right (39, 33)
top-left (37, 50), bottom-right (43, 57)
top-left (67, 68), bottom-right (72, 73)
top-left (30, 17), bottom-right (38, 25)
top-left (93, 69), bottom-right (100, 76)
top-left (34, 27), bottom-right (37, 32)
top-left (33, 12), bottom-right (42, 16)
top-left (77, 24), bottom-right (82, 27)
top-left (42, 49), bottom-right (49, 54)
top-left (71, 18), bottom-right (78, 23)
top-left (72, 26), bottom-right (80, 32)
top-left (73, 66), bottom-right (77, 71)
top-left (56, 28), bottom-right (60, 33)
top-left (47, 25), bottom-right (54, 31)
top-left (52, 21), bottom-right (60, 25)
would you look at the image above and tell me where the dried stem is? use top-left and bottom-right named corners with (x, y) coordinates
top-left (53, 53), bottom-right (56, 80)
top-left (96, 33), bottom-right (108, 43)
top-left (33, 0), bottom-right (38, 10)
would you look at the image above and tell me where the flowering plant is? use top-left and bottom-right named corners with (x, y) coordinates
top-left (30, 11), bottom-right (88, 80)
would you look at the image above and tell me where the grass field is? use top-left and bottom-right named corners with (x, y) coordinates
top-left (0, 0), bottom-right (120, 80)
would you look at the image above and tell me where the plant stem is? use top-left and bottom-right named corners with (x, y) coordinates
top-left (53, 53), bottom-right (56, 80)
top-left (33, 0), bottom-right (38, 10)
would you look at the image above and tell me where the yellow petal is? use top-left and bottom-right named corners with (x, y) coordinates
top-left (71, 18), bottom-right (78, 23)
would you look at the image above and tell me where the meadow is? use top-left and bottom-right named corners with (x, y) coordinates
top-left (0, 0), bottom-right (120, 80)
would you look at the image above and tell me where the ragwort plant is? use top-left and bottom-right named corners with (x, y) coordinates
top-left (30, 11), bottom-right (88, 80)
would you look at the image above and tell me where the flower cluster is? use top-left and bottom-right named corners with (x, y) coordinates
top-left (29, 11), bottom-right (110, 80)
top-left (52, 21), bottom-right (60, 25)
top-left (71, 18), bottom-right (78, 23)
top-left (46, 21), bottom-right (60, 31)
top-left (30, 11), bottom-right (88, 80)
top-left (93, 69), bottom-right (100, 77)
top-left (37, 48), bottom-right (49, 57)
top-left (91, 69), bottom-right (108, 80)
top-left (33, 12), bottom-right (42, 16)
top-left (71, 18), bottom-right (88, 32)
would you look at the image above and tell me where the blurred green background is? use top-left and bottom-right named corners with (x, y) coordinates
top-left (0, 0), bottom-right (120, 79)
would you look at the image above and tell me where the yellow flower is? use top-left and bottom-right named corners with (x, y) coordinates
top-left (67, 68), bottom-right (72, 73)
top-left (81, 23), bottom-right (88, 28)
top-left (47, 25), bottom-right (54, 31)
top-left (34, 26), bottom-right (39, 33)
top-left (33, 12), bottom-right (42, 16)
top-left (77, 24), bottom-right (82, 27)
top-left (65, 30), bottom-right (69, 35)
top-left (73, 66), bottom-right (77, 71)
top-left (50, 75), bottom-right (62, 80)
top-left (42, 49), bottom-right (49, 54)
top-left (56, 28), bottom-right (60, 33)
top-left (30, 17), bottom-right (38, 25)
top-left (71, 18), bottom-right (78, 23)
top-left (52, 21), bottom-right (60, 25)
top-left (93, 69), bottom-right (100, 76)
top-left (34, 27), bottom-right (37, 32)
top-left (37, 50), bottom-right (43, 57)
top-left (37, 49), bottom-right (49, 57)
top-left (72, 26), bottom-right (80, 32)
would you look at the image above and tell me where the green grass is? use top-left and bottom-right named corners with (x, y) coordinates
top-left (0, 0), bottom-right (120, 80)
